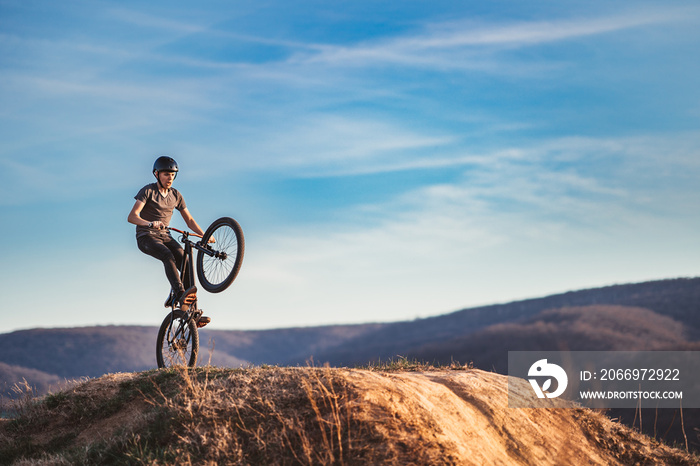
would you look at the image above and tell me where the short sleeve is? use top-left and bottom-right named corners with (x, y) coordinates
top-left (175, 189), bottom-right (187, 211)
top-left (134, 185), bottom-right (149, 203)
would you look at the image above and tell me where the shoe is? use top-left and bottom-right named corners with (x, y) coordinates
top-left (177, 286), bottom-right (197, 311)
top-left (164, 289), bottom-right (177, 308)
top-left (166, 287), bottom-right (186, 308)
top-left (196, 315), bottom-right (211, 328)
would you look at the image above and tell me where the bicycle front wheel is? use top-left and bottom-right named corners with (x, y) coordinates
top-left (156, 310), bottom-right (199, 368)
top-left (196, 217), bottom-right (244, 293)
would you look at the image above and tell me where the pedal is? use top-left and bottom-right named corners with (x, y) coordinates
top-left (197, 316), bottom-right (211, 328)
top-left (179, 290), bottom-right (197, 311)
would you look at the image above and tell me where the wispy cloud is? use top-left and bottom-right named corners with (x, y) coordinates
top-left (106, 8), bottom-right (212, 35)
top-left (231, 127), bottom-right (700, 323)
top-left (232, 116), bottom-right (456, 174)
top-left (289, 9), bottom-right (692, 70)
top-left (306, 130), bottom-right (700, 232)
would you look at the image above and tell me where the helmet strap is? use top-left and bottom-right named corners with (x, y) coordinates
top-left (154, 171), bottom-right (176, 190)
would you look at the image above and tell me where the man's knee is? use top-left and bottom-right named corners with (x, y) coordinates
top-left (138, 238), bottom-right (175, 263)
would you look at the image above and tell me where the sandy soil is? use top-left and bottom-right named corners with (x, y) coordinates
top-left (340, 369), bottom-right (691, 465)
top-left (2, 367), bottom-right (694, 465)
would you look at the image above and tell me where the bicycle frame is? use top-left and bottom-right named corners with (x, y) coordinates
top-left (169, 227), bottom-right (227, 289)
top-left (158, 228), bottom-right (203, 367)
top-left (177, 229), bottom-right (197, 291)
top-left (157, 217), bottom-right (244, 368)
top-left (170, 227), bottom-right (219, 290)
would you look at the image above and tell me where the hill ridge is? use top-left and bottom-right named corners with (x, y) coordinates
top-left (2, 277), bottom-right (699, 385)
top-left (296, 277), bottom-right (700, 366)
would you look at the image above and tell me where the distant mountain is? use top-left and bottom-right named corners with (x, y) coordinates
top-left (0, 362), bottom-right (64, 398)
top-left (406, 305), bottom-right (695, 373)
top-left (199, 323), bottom-right (387, 366)
top-left (297, 277), bottom-right (700, 367)
top-left (0, 326), bottom-right (156, 380)
top-left (1, 277), bottom-right (698, 393)
top-left (0, 323), bottom-right (388, 398)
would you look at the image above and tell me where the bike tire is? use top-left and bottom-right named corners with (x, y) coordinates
top-left (196, 217), bottom-right (244, 293)
top-left (156, 310), bottom-right (199, 368)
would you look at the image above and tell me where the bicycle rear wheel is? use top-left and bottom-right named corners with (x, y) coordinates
top-left (156, 310), bottom-right (199, 368)
top-left (196, 217), bottom-right (244, 293)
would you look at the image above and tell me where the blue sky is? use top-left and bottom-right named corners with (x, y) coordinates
top-left (1, 0), bottom-right (699, 333)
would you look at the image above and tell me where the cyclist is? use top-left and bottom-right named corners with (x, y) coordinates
top-left (128, 156), bottom-right (210, 326)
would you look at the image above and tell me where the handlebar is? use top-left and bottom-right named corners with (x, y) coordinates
top-left (168, 226), bottom-right (218, 255)
top-left (167, 226), bottom-right (203, 239)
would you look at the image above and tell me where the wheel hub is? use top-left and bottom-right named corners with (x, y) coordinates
top-left (171, 338), bottom-right (188, 351)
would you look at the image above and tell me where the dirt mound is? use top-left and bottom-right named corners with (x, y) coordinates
top-left (0, 366), bottom-right (695, 465)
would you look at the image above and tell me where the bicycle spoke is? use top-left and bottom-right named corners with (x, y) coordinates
top-left (203, 225), bottom-right (238, 286)
top-left (157, 311), bottom-right (198, 368)
top-left (196, 217), bottom-right (244, 294)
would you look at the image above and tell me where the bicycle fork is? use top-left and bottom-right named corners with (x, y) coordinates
top-left (165, 310), bottom-right (193, 349)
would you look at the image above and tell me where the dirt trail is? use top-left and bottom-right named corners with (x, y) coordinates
top-left (1, 367), bottom-right (694, 465)
top-left (345, 370), bottom-right (637, 465)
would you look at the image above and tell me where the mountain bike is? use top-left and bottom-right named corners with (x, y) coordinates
top-left (156, 217), bottom-right (244, 368)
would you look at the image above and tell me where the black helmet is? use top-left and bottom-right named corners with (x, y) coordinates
top-left (153, 156), bottom-right (179, 176)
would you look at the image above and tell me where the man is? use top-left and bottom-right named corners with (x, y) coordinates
top-left (127, 156), bottom-right (210, 326)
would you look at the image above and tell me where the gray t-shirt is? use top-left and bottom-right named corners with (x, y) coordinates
top-left (134, 183), bottom-right (187, 239)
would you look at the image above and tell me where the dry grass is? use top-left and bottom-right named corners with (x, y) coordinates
top-left (1, 364), bottom-right (698, 465)
top-left (158, 365), bottom-right (375, 465)
top-left (0, 366), bottom-right (388, 465)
